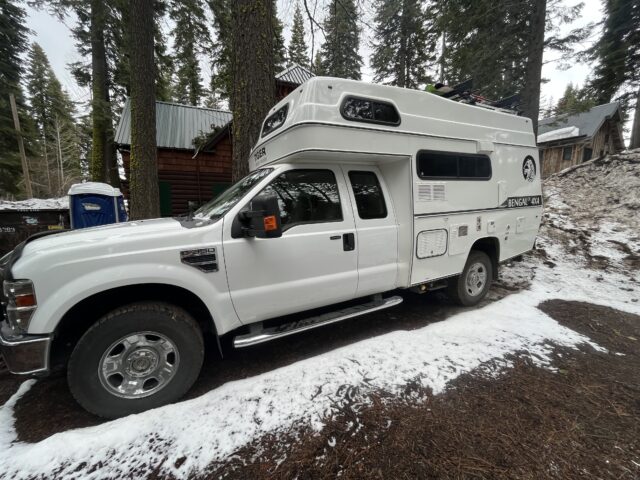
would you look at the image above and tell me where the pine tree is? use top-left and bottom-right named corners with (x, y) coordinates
top-left (436, 0), bottom-right (589, 132)
top-left (318, 0), bottom-right (362, 79)
top-left (370, 0), bottom-right (435, 88)
top-left (170, 0), bottom-right (211, 106)
top-left (589, 0), bottom-right (640, 148)
top-left (154, 1), bottom-right (174, 102)
top-left (208, 0), bottom-right (232, 102)
top-left (288, 1), bottom-right (309, 67)
top-left (26, 43), bottom-right (83, 196)
top-left (230, 0), bottom-right (276, 180)
top-left (520, 0), bottom-right (546, 134)
top-left (209, 0), bottom-right (286, 100)
top-left (0, 0), bottom-right (31, 197)
top-left (273, 0), bottom-right (287, 71)
top-left (554, 83), bottom-right (596, 116)
top-left (129, 0), bottom-right (160, 218)
top-left (312, 50), bottom-right (324, 75)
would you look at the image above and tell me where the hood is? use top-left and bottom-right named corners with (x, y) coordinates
top-left (21, 218), bottom-right (185, 257)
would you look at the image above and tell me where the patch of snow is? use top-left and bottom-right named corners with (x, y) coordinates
top-left (537, 126), bottom-right (580, 143)
top-left (0, 380), bottom-right (36, 449)
top-left (0, 197), bottom-right (68, 211)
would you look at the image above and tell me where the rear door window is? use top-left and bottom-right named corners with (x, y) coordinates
top-left (348, 171), bottom-right (388, 219)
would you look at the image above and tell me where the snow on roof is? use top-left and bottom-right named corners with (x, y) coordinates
top-left (68, 182), bottom-right (121, 197)
top-left (537, 126), bottom-right (581, 143)
top-left (275, 63), bottom-right (315, 85)
top-left (0, 197), bottom-right (68, 211)
top-left (537, 102), bottom-right (620, 143)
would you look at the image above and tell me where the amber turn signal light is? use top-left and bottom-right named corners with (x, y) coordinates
top-left (15, 294), bottom-right (36, 308)
top-left (263, 215), bottom-right (278, 231)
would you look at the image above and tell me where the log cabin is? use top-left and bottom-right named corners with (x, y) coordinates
top-left (537, 102), bottom-right (625, 177)
top-left (115, 64), bottom-right (315, 215)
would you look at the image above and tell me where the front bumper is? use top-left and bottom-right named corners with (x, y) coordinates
top-left (0, 322), bottom-right (51, 375)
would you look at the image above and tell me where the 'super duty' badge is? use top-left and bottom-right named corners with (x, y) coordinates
top-left (522, 156), bottom-right (536, 182)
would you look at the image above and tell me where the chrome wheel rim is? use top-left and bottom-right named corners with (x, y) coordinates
top-left (465, 262), bottom-right (487, 297)
top-left (98, 331), bottom-right (179, 399)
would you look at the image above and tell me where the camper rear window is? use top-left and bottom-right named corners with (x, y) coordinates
top-left (417, 151), bottom-right (492, 180)
top-left (262, 104), bottom-right (289, 137)
top-left (341, 97), bottom-right (400, 126)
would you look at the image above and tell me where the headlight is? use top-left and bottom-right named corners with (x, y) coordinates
top-left (3, 279), bottom-right (37, 333)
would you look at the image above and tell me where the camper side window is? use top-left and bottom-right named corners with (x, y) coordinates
top-left (417, 151), bottom-right (492, 180)
top-left (254, 169), bottom-right (343, 230)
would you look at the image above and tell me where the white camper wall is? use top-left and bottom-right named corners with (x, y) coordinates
top-left (410, 144), bottom-right (542, 285)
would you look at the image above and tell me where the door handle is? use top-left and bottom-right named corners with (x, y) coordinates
top-left (343, 233), bottom-right (355, 251)
top-left (329, 235), bottom-right (341, 240)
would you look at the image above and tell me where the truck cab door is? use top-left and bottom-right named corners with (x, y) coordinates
top-left (222, 166), bottom-right (359, 324)
top-left (342, 166), bottom-right (399, 296)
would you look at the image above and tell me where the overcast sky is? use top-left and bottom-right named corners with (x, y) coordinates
top-left (24, 0), bottom-right (610, 128)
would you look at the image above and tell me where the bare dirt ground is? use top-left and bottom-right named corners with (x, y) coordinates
top-left (206, 300), bottom-right (640, 480)
top-left (1, 151), bottom-right (639, 479)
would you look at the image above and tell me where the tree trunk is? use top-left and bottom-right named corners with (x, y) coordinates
top-left (90, 0), bottom-right (119, 187)
top-left (520, 0), bottom-right (547, 136)
top-left (230, 0), bottom-right (276, 181)
top-left (630, 85), bottom-right (640, 149)
top-left (128, 0), bottom-right (160, 219)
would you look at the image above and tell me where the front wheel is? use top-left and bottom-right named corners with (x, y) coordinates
top-left (67, 302), bottom-right (204, 418)
top-left (447, 250), bottom-right (493, 306)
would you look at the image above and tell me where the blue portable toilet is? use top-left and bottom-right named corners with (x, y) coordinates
top-left (68, 182), bottom-right (128, 229)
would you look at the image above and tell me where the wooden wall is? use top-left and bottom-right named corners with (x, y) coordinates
top-left (540, 120), bottom-right (619, 178)
top-left (276, 83), bottom-right (297, 101)
top-left (121, 135), bottom-right (233, 216)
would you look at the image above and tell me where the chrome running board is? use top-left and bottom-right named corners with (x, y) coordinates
top-left (233, 295), bottom-right (403, 348)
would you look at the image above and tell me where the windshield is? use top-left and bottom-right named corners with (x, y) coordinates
top-left (193, 168), bottom-right (273, 220)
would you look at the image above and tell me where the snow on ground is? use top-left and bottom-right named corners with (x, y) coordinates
top-left (0, 197), bottom-right (68, 211)
top-left (0, 153), bottom-right (638, 479)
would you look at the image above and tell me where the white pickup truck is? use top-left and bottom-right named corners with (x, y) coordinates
top-left (0, 78), bottom-right (542, 418)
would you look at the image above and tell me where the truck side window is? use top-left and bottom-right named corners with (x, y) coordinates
top-left (255, 169), bottom-right (343, 229)
top-left (417, 150), bottom-right (492, 180)
top-left (348, 171), bottom-right (388, 219)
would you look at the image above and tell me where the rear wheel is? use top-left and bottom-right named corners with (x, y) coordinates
top-left (67, 302), bottom-right (204, 418)
top-left (447, 250), bottom-right (493, 306)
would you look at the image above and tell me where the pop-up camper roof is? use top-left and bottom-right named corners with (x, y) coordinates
top-left (249, 77), bottom-right (536, 170)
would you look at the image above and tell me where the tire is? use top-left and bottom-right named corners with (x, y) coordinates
top-left (67, 302), bottom-right (204, 419)
top-left (447, 250), bottom-right (493, 306)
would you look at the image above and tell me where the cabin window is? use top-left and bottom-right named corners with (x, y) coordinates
top-left (255, 169), bottom-right (343, 230)
top-left (583, 147), bottom-right (593, 162)
top-left (562, 146), bottom-right (573, 161)
top-left (416, 150), bottom-right (492, 180)
top-left (340, 96), bottom-right (401, 126)
top-left (348, 171), bottom-right (388, 219)
top-left (261, 104), bottom-right (289, 137)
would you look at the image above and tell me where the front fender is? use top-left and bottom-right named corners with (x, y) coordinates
top-left (26, 263), bottom-right (240, 336)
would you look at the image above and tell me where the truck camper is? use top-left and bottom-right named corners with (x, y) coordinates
top-left (0, 77), bottom-right (542, 417)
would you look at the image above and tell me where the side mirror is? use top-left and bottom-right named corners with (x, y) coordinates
top-left (238, 194), bottom-right (282, 238)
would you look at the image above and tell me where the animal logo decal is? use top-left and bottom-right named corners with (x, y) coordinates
top-left (522, 156), bottom-right (536, 182)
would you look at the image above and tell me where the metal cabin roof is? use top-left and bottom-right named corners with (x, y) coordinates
top-left (115, 99), bottom-right (233, 150)
top-left (537, 102), bottom-right (620, 142)
top-left (275, 63), bottom-right (315, 85)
